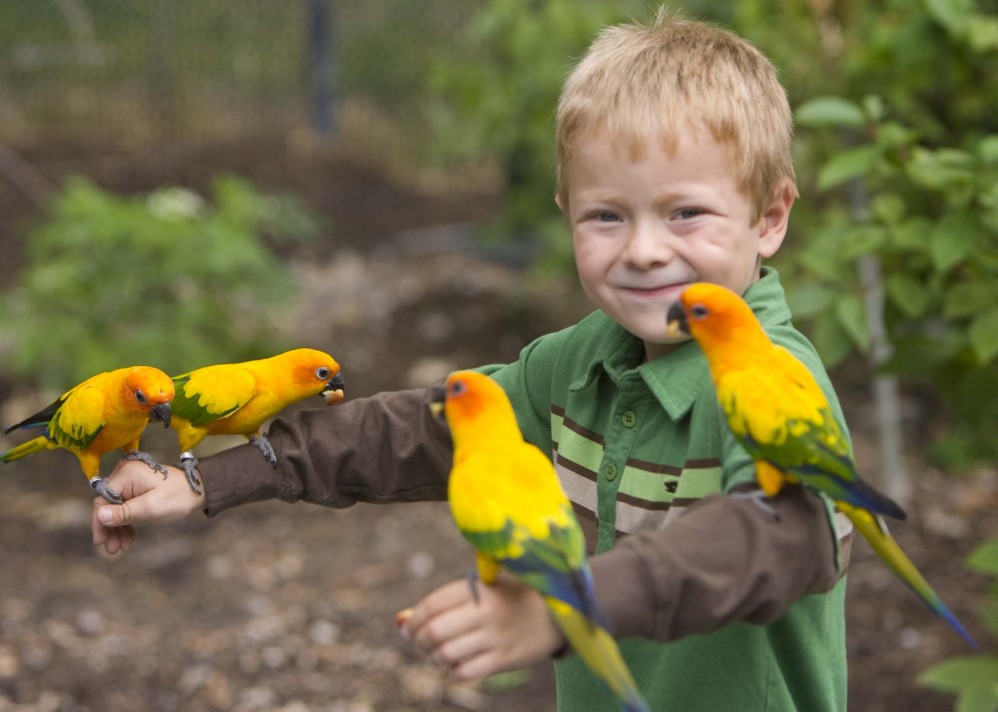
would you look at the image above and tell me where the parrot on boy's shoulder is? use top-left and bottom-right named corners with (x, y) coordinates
top-left (0, 365), bottom-right (174, 503)
top-left (169, 347), bottom-right (344, 494)
top-left (666, 281), bottom-right (976, 648)
top-left (431, 370), bottom-right (650, 712)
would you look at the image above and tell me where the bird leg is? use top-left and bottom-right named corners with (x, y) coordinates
top-left (178, 451), bottom-right (203, 495)
top-left (465, 569), bottom-right (482, 605)
top-left (729, 488), bottom-right (781, 521)
top-left (124, 450), bottom-right (169, 479)
top-left (90, 477), bottom-right (123, 505)
top-left (250, 434), bottom-right (278, 467)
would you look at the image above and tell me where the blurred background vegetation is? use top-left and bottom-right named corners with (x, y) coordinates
top-left (0, 1), bottom-right (995, 709)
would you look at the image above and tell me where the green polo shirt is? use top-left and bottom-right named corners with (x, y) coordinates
top-left (481, 268), bottom-right (847, 712)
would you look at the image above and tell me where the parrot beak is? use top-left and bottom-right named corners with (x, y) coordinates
top-left (322, 373), bottom-right (346, 406)
top-left (665, 300), bottom-right (690, 338)
top-left (429, 385), bottom-right (446, 418)
top-left (150, 402), bottom-right (172, 429)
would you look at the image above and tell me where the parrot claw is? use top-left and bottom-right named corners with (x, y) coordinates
top-left (124, 450), bottom-right (169, 479)
top-left (730, 488), bottom-right (781, 521)
top-left (179, 452), bottom-right (203, 495)
top-left (90, 477), bottom-right (123, 505)
top-left (465, 569), bottom-right (481, 605)
top-left (250, 434), bottom-right (278, 468)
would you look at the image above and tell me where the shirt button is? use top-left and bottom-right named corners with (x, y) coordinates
top-left (621, 411), bottom-right (637, 428)
top-left (605, 462), bottom-right (618, 481)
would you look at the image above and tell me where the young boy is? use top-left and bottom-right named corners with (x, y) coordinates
top-left (93, 9), bottom-right (850, 711)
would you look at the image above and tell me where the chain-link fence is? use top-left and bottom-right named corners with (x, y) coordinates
top-left (0, 0), bottom-right (479, 159)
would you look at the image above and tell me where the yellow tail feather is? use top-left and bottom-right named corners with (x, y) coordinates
top-left (547, 598), bottom-right (649, 712)
top-left (0, 436), bottom-right (54, 465)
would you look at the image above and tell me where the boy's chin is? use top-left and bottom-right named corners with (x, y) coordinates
top-left (643, 332), bottom-right (692, 361)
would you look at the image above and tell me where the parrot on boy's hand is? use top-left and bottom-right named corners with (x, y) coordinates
top-left (0, 366), bottom-right (174, 504)
top-left (431, 371), bottom-right (650, 712)
top-left (169, 348), bottom-right (344, 494)
top-left (666, 281), bottom-right (976, 648)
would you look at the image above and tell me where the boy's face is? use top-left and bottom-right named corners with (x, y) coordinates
top-left (559, 126), bottom-right (793, 362)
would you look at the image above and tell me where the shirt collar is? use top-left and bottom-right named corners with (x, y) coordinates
top-left (569, 267), bottom-right (792, 420)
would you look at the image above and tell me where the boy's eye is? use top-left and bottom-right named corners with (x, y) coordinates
top-left (595, 211), bottom-right (621, 222)
top-left (675, 207), bottom-right (704, 220)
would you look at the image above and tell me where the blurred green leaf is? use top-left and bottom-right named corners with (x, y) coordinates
top-left (969, 306), bottom-right (998, 364)
top-left (967, 540), bottom-right (998, 576)
top-left (918, 657), bottom-right (998, 712)
top-left (835, 294), bottom-right (871, 352)
top-left (817, 145), bottom-right (880, 190)
top-left (886, 273), bottom-right (931, 318)
top-left (795, 96), bottom-right (866, 128)
top-left (930, 213), bottom-right (977, 272)
top-left (945, 283), bottom-right (998, 318)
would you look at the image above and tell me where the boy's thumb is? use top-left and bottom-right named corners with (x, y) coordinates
top-left (98, 504), bottom-right (130, 526)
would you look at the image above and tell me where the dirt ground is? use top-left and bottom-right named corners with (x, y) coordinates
top-left (0, 144), bottom-right (994, 711)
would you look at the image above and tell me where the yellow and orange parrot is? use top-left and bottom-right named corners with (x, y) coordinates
top-left (0, 366), bottom-right (174, 503)
top-left (432, 371), bottom-right (650, 712)
top-left (666, 282), bottom-right (976, 648)
top-left (169, 348), bottom-right (344, 493)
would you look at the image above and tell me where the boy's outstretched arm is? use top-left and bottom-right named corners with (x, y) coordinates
top-left (92, 385), bottom-right (453, 553)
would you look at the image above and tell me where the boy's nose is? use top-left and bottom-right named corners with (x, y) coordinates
top-left (622, 222), bottom-right (673, 269)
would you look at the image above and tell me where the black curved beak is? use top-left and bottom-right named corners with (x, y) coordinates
top-left (150, 402), bottom-right (172, 429)
top-left (666, 301), bottom-right (690, 337)
top-left (325, 373), bottom-right (345, 393)
top-left (429, 385), bottom-right (446, 418)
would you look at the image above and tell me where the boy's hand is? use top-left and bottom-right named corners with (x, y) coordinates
top-left (400, 574), bottom-right (565, 682)
top-left (91, 458), bottom-right (207, 555)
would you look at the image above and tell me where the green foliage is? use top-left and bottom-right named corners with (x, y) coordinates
top-left (919, 538), bottom-right (998, 712)
top-left (425, 0), bottom-right (649, 266)
top-left (789, 1), bottom-right (998, 466)
top-left (0, 175), bottom-right (319, 389)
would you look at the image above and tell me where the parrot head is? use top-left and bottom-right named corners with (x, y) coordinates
top-left (429, 371), bottom-right (519, 445)
top-left (665, 282), bottom-right (759, 350)
top-left (282, 348), bottom-right (345, 405)
top-left (121, 366), bottom-right (175, 428)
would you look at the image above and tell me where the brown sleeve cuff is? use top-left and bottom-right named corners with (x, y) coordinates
top-left (589, 486), bottom-right (840, 641)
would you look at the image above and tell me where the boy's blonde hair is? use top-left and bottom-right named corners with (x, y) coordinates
top-left (555, 9), bottom-right (796, 222)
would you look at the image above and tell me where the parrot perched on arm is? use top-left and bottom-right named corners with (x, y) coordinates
top-left (666, 281), bottom-right (976, 648)
top-left (169, 348), bottom-right (344, 493)
top-left (0, 366), bottom-right (174, 503)
top-left (431, 370), bottom-right (650, 712)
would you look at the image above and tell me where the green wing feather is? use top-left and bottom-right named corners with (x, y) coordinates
top-left (171, 367), bottom-right (255, 427)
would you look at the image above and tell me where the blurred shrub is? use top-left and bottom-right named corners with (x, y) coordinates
top-left (788, 1), bottom-right (998, 467)
top-left (0, 175), bottom-right (320, 388)
top-left (919, 538), bottom-right (998, 712)
top-left (425, 0), bottom-right (648, 267)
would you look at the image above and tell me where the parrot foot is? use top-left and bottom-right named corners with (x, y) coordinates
top-left (179, 452), bottom-right (203, 495)
top-left (90, 477), bottom-right (123, 505)
top-left (730, 488), bottom-right (781, 521)
top-left (250, 434), bottom-right (278, 468)
top-left (465, 569), bottom-right (482, 605)
top-left (124, 450), bottom-right (169, 479)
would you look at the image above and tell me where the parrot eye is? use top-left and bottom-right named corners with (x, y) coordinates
top-left (135, 390), bottom-right (148, 405)
top-left (449, 380), bottom-right (467, 397)
top-left (315, 367), bottom-right (331, 380)
top-left (690, 304), bottom-right (709, 320)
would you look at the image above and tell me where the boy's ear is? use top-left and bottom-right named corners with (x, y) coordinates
top-left (757, 181), bottom-right (796, 259)
top-left (554, 192), bottom-right (565, 215)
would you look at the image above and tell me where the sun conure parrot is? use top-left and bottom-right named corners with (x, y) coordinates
top-left (431, 370), bottom-right (650, 712)
top-left (666, 281), bottom-right (976, 648)
top-left (1, 366), bottom-right (174, 503)
top-left (169, 348), bottom-right (344, 494)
